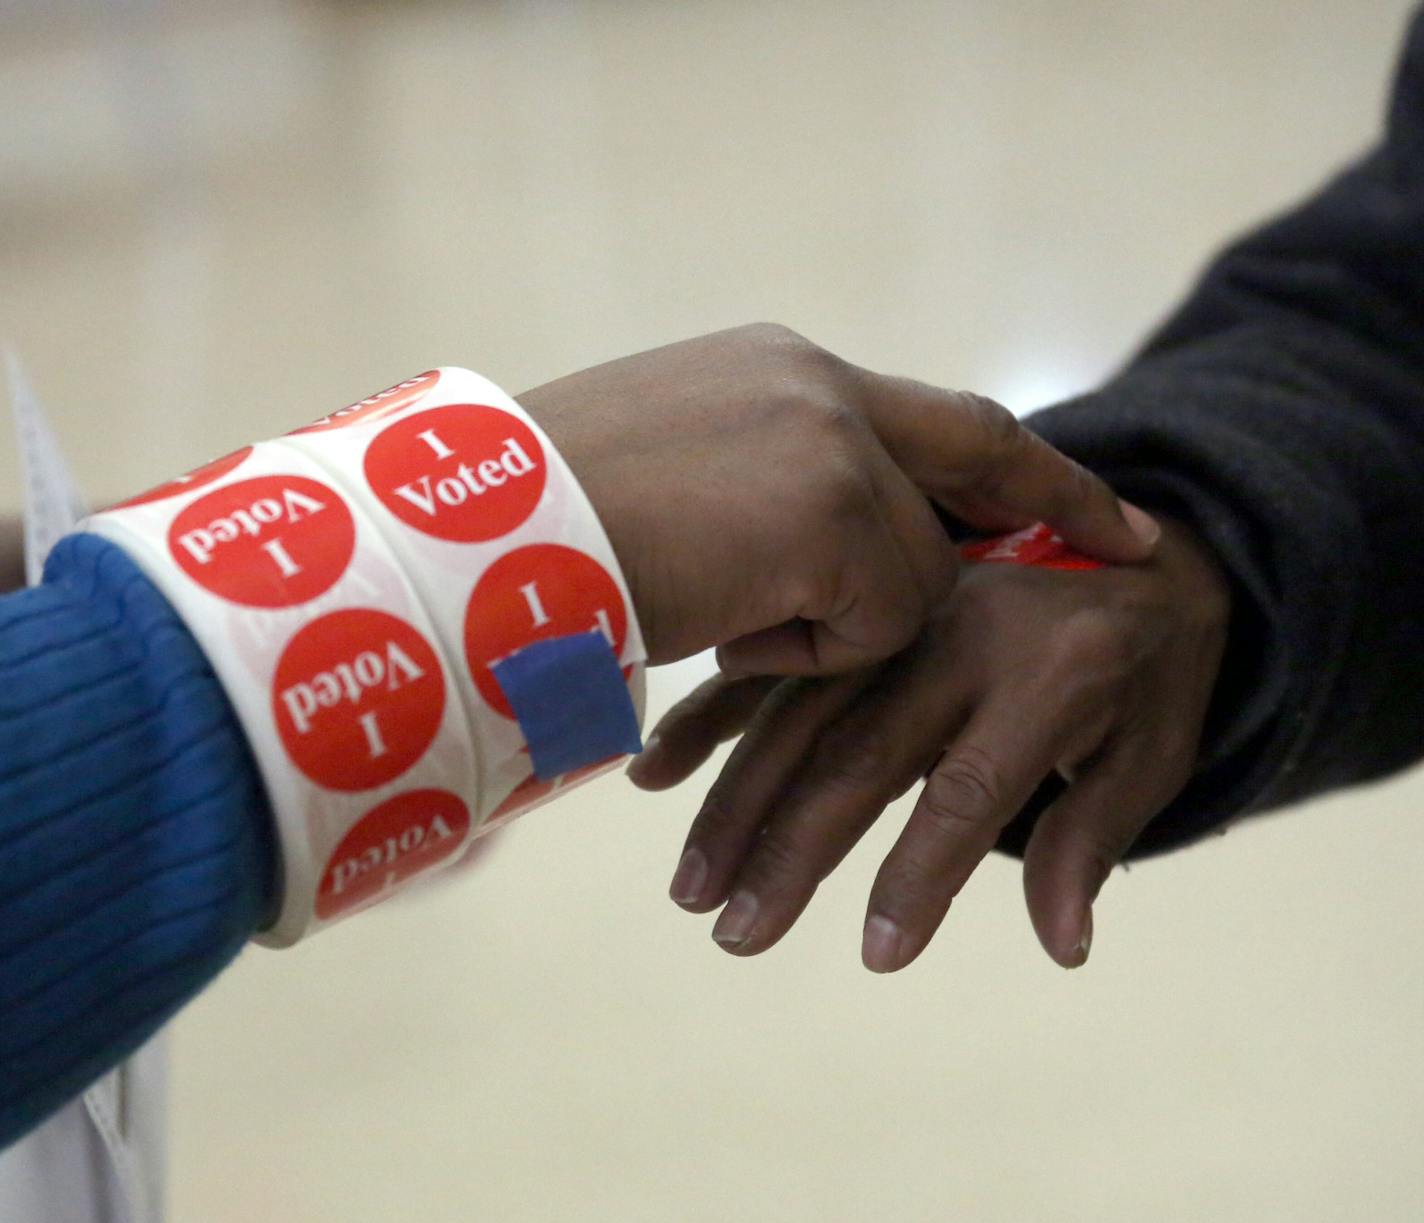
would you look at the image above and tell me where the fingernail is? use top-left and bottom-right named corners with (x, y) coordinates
top-left (1066, 908), bottom-right (1093, 969)
top-left (669, 847), bottom-right (708, 906)
top-left (625, 733), bottom-right (661, 783)
top-left (712, 890), bottom-right (758, 949)
top-left (1122, 501), bottom-right (1161, 549)
top-left (862, 914), bottom-right (904, 973)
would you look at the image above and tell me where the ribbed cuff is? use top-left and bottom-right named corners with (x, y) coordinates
top-left (0, 533), bottom-right (276, 1149)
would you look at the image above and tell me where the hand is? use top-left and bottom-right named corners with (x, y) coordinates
top-left (521, 324), bottom-right (1159, 674)
top-left (629, 517), bottom-right (1231, 970)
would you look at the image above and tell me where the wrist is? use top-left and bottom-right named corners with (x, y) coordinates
top-left (1152, 514), bottom-right (1234, 637)
top-left (517, 381), bottom-right (650, 647)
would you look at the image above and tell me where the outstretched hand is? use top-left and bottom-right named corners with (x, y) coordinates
top-left (629, 518), bottom-right (1230, 970)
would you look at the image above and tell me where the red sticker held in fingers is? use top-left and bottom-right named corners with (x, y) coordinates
top-left (960, 523), bottom-right (1102, 571)
top-left (464, 544), bottom-right (627, 719)
top-left (289, 370), bottom-right (441, 435)
top-left (315, 789), bottom-right (471, 920)
top-left (273, 609), bottom-right (446, 791)
top-left (113, 446), bottom-right (253, 510)
top-left (168, 474), bottom-right (356, 607)
top-left (364, 404), bottom-right (547, 542)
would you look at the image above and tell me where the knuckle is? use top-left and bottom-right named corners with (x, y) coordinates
top-left (965, 391), bottom-right (1024, 449)
top-left (688, 787), bottom-right (741, 842)
top-left (875, 855), bottom-right (947, 914)
top-left (810, 720), bottom-right (898, 793)
top-left (754, 353), bottom-right (864, 458)
top-left (749, 320), bottom-right (841, 372)
top-left (958, 391), bottom-right (1029, 469)
top-left (945, 570), bottom-right (1003, 619)
top-left (1032, 452), bottom-right (1096, 521)
top-left (809, 447), bottom-right (878, 523)
top-left (921, 747), bottom-right (1004, 832)
top-left (661, 684), bottom-right (718, 731)
top-left (796, 388), bottom-right (866, 448)
top-left (742, 320), bottom-right (808, 351)
top-left (1047, 609), bottom-right (1124, 680)
top-left (746, 827), bottom-right (806, 884)
top-left (757, 675), bottom-right (818, 726)
top-left (767, 381), bottom-right (860, 464)
top-left (961, 569), bottom-right (1049, 632)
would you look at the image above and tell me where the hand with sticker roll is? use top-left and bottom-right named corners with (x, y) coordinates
top-left (630, 517), bottom-right (1231, 971)
top-left (518, 323), bottom-right (1161, 674)
top-left (0, 334), bottom-right (1158, 1154)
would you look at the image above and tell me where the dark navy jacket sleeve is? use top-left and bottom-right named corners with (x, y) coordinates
top-left (1011, 7), bottom-right (1424, 856)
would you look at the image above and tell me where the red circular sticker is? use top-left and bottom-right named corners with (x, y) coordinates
top-left (464, 544), bottom-right (627, 718)
top-left (273, 609), bottom-right (445, 791)
top-left (168, 474), bottom-right (356, 607)
top-left (315, 789), bottom-right (470, 920)
top-left (289, 370), bottom-right (441, 435)
top-left (112, 446), bottom-right (253, 510)
top-left (364, 404), bottom-right (547, 542)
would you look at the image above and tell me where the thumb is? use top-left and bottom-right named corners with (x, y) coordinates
top-left (856, 372), bottom-right (1160, 563)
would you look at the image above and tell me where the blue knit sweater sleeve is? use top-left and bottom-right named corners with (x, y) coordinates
top-left (0, 532), bottom-right (277, 1149)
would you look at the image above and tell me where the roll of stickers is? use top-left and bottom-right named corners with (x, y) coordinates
top-left (83, 369), bottom-right (646, 946)
top-left (281, 368), bottom-right (647, 824)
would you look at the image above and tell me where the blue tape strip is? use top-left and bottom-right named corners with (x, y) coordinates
top-left (490, 630), bottom-right (642, 781)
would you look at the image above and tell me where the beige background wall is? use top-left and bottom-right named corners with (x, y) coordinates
top-left (3, 2), bottom-right (1422, 1220)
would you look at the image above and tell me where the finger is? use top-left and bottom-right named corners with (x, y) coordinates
top-left (862, 693), bottom-right (1071, 973)
top-left (670, 673), bottom-right (867, 912)
top-left (714, 622), bottom-right (823, 678)
top-left (708, 655), bottom-right (971, 958)
top-left (857, 373), bottom-right (1160, 563)
top-left (715, 523), bottom-right (923, 675)
top-left (626, 673), bottom-right (780, 791)
top-left (1021, 733), bottom-right (1195, 969)
top-left (718, 456), bottom-right (957, 676)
